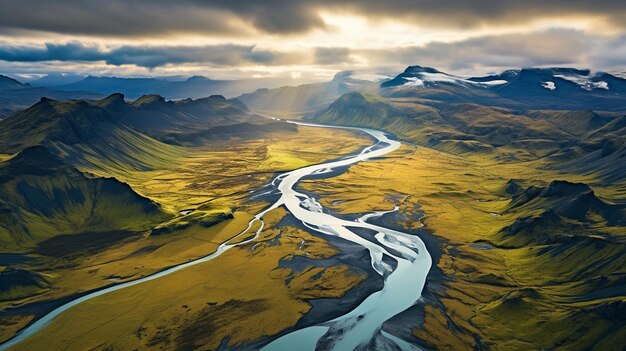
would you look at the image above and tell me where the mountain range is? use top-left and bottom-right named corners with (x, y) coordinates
top-left (238, 66), bottom-right (626, 115)
top-left (380, 65), bottom-right (626, 110)
top-left (0, 75), bottom-right (101, 118)
top-left (28, 74), bottom-right (308, 101)
top-left (0, 92), bottom-right (286, 249)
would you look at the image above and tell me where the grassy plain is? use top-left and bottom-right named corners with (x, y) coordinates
top-left (9, 207), bottom-right (366, 351)
top-left (0, 125), bottom-right (371, 345)
top-left (301, 143), bottom-right (625, 350)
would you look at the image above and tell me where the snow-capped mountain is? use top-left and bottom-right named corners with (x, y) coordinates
top-left (381, 65), bottom-right (507, 88)
top-left (380, 66), bottom-right (626, 110)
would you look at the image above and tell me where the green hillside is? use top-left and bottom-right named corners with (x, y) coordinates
top-left (0, 146), bottom-right (168, 250)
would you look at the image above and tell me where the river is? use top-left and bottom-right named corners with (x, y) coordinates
top-left (0, 122), bottom-right (431, 351)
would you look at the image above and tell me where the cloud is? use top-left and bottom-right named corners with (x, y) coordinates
top-left (1, 29), bottom-right (625, 77)
top-left (588, 34), bottom-right (626, 69)
top-left (1, 1), bottom-right (626, 37)
top-left (314, 47), bottom-right (353, 65)
top-left (0, 42), bottom-right (300, 68)
top-left (355, 29), bottom-right (626, 73)
top-left (0, 1), bottom-right (247, 37)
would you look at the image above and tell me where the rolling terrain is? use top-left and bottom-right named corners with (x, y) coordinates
top-left (237, 64), bottom-right (626, 349)
top-left (0, 93), bottom-right (374, 347)
top-left (0, 64), bottom-right (625, 351)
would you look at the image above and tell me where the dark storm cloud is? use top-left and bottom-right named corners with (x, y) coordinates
top-left (0, 1), bottom-right (245, 37)
top-left (1, 0), bottom-right (626, 37)
top-left (0, 42), bottom-right (296, 68)
top-left (1, 29), bottom-right (625, 73)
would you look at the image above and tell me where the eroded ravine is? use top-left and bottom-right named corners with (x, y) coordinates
top-left (0, 122), bottom-right (431, 351)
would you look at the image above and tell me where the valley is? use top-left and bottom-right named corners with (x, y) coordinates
top-left (0, 107), bottom-right (373, 347)
top-left (0, 63), bottom-right (625, 351)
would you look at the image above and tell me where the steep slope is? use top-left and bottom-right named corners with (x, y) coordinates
top-left (0, 97), bottom-right (124, 153)
top-left (548, 115), bottom-right (626, 182)
top-left (313, 92), bottom-right (405, 127)
top-left (0, 146), bottom-right (167, 249)
top-left (525, 110), bottom-right (613, 136)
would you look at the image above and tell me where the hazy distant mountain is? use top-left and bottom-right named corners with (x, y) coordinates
top-left (28, 73), bottom-right (86, 87)
top-left (238, 71), bottom-right (378, 116)
top-left (0, 75), bottom-right (29, 90)
top-left (0, 74), bottom-right (102, 118)
top-left (41, 74), bottom-right (309, 100)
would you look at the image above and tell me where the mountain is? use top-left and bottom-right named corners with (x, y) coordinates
top-left (380, 66), bottom-right (626, 111)
top-left (309, 91), bottom-right (576, 152)
top-left (57, 76), bottom-right (171, 97)
top-left (0, 146), bottom-right (167, 249)
top-left (381, 65), bottom-right (508, 89)
top-left (0, 74), bottom-right (102, 118)
top-left (28, 73), bottom-right (86, 87)
top-left (0, 93), bottom-right (255, 155)
top-left (46, 75), bottom-right (309, 100)
top-left (0, 75), bottom-right (29, 90)
top-left (121, 94), bottom-right (254, 138)
top-left (0, 92), bottom-right (284, 249)
top-left (309, 66), bottom-right (626, 166)
top-left (238, 71), bottom-right (377, 116)
top-left (313, 91), bottom-right (417, 131)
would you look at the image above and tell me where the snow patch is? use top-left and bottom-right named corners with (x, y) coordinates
top-left (350, 72), bottom-right (393, 82)
top-left (402, 72), bottom-right (507, 88)
top-left (402, 77), bottom-right (424, 87)
top-left (542, 81), bottom-right (556, 90)
top-left (554, 74), bottom-right (609, 91)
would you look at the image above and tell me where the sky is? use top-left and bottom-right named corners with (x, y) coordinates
top-left (1, 0), bottom-right (626, 82)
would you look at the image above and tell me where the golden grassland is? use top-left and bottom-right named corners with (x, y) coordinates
top-left (81, 125), bottom-right (371, 213)
top-left (301, 143), bottom-right (625, 350)
top-left (0, 125), bottom-right (371, 344)
top-left (9, 207), bottom-right (366, 351)
top-left (3, 120), bottom-right (623, 350)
